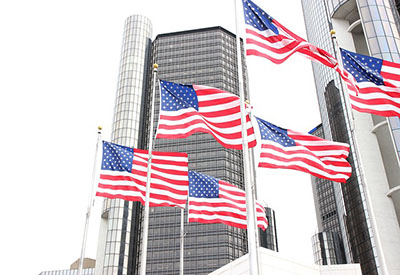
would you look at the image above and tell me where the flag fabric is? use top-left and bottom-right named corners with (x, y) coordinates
top-left (156, 80), bottom-right (257, 150)
top-left (340, 48), bottom-right (400, 117)
top-left (255, 117), bottom-right (351, 183)
top-left (188, 171), bottom-right (268, 230)
top-left (242, 0), bottom-right (337, 68)
top-left (96, 141), bottom-right (189, 209)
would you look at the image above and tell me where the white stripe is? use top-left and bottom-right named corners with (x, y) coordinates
top-left (260, 146), bottom-right (352, 174)
top-left (98, 189), bottom-right (184, 207)
top-left (350, 100), bottom-right (400, 113)
top-left (259, 156), bottom-right (350, 179)
top-left (159, 110), bottom-right (254, 135)
top-left (198, 100), bottom-right (239, 113)
top-left (381, 64), bottom-right (400, 76)
top-left (196, 92), bottom-right (238, 101)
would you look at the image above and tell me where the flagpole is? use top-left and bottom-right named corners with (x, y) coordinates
top-left (139, 64), bottom-right (158, 275)
top-left (179, 208), bottom-right (184, 275)
top-left (78, 126), bottom-right (102, 275)
top-left (331, 31), bottom-right (389, 275)
top-left (234, 0), bottom-right (260, 274)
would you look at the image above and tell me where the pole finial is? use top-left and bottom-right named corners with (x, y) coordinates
top-left (330, 29), bottom-right (336, 36)
top-left (153, 63), bottom-right (159, 70)
top-left (98, 126), bottom-right (102, 134)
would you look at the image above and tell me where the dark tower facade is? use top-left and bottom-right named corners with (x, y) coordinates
top-left (302, 0), bottom-right (400, 274)
top-left (142, 27), bottom-right (250, 275)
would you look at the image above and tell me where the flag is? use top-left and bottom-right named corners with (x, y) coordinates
top-left (96, 141), bottom-right (189, 209)
top-left (188, 171), bottom-right (268, 230)
top-left (156, 80), bottom-right (257, 150)
top-left (340, 48), bottom-right (400, 117)
top-left (255, 117), bottom-right (351, 183)
top-left (242, 0), bottom-right (337, 68)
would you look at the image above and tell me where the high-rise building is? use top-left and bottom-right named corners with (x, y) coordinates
top-left (95, 18), bottom-right (276, 274)
top-left (301, 1), bottom-right (400, 274)
top-left (95, 15), bottom-right (153, 275)
top-left (145, 26), bottom-right (250, 275)
top-left (309, 124), bottom-right (347, 266)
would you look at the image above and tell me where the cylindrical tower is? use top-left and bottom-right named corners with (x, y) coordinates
top-left (95, 15), bottom-right (152, 275)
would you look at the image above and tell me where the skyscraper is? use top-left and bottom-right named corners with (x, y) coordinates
top-left (95, 15), bottom-right (153, 275)
top-left (95, 17), bottom-right (275, 274)
top-left (144, 26), bottom-right (250, 275)
top-left (301, 1), bottom-right (400, 274)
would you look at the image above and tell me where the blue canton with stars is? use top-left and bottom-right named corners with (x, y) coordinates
top-left (340, 48), bottom-right (384, 85)
top-left (160, 80), bottom-right (199, 111)
top-left (256, 117), bottom-right (296, 147)
top-left (188, 171), bottom-right (219, 198)
top-left (242, 0), bottom-right (279, 35)
top-left (101, 141), bottom-right (133, 172)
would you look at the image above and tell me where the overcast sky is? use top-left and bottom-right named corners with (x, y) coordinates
top-left (0, 1), bottom-right (321, 274)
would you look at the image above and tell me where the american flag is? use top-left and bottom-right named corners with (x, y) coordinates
top-left (242, 0), bottom-right (337, 68)
top-left (156, 80), bottom-right (257, 150)
top-left (96, 141), bottom-right (189, 209)
top-left (256, 117), bottom-right (351, 183)
top-left (340, 48), bottom-right (400, 117)
top-left (188, 171), bottom-right (268, 230)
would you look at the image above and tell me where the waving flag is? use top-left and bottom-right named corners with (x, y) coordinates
top-left (188, 171), bottom-right (268, 230)
top-left (156, 80), bottom-right (257, 150)
top-left (340, 48), bottom-right (400, 117)
top-left (242, 0), bottom-right (337, 68)
top-left (256, 117), bottom-right (351, 183)
top-left (96, 141), bottom-right (189, 209)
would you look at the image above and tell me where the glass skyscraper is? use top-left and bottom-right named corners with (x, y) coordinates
top-left (95, 15), bottom-right (152, 275)
top-left (95, 19), bottom-right (277, 274)
top-left (301, 0), bottom-right (400, 274)
top-left (144, 26), bottom-right (249, 275)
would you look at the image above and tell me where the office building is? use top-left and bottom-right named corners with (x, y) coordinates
top-left (309, 124), bottom-right (347, 266)
top-left (95, 15), bottom-right (153, 275)
top-left (145, 26), bottom-right (250, 275)
top-left (301, 0), bottom-right (400, 274)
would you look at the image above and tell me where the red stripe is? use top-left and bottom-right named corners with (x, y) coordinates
top-left (198, 95), bottom-right (238, 108)
top-left (356, 87), bottom-right (400, 98)
top-left (150, 182), bottom-right (188, 195)
top-left (258, 162), bottom-right (348, 183)
top-left (189, 201), bottom-right (246, 212)
top-left (350, 104), bottom-right (400, 117)
top-left (349, 93), bottom-right (400, 109)
top-left (100, 174), bottom-right (146, 187)
top-left (381, 71), bottom-right (400, 82)
top-left (259, 150), bottom-right (351, 175)
top-left (158, 115), bottom-right (255, 140)
top-left (188, 217), bottom-right (246, 229)
top-left (246, 36), bottom-right (302, 55)
top-left (188, 209), bottom-right (246, 220)
top-left (246, 49), bottom-right (297, 64)
top-left (194, 87), bottom-right (230, 96)
top-left (98, 183), bottom-right (144, 193)
top-left (383, 59), bottom-right (400, 69)
top-left (246, 28), bottom-right (291, 44)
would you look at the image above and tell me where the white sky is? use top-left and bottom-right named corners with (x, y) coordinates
top-left (0, 1), bottom-right (322, 274)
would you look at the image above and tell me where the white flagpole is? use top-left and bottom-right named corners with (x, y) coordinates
top-left (234, 0), bottom-right (260, 274)
top-left (78, 126), bottom-right (102, 275)
top-left (331, 31), bottom-right (389, 275)
top-left (179, 208), bottom-right (184, 275)
top-left (139, 64), bottom-right (159, 275)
